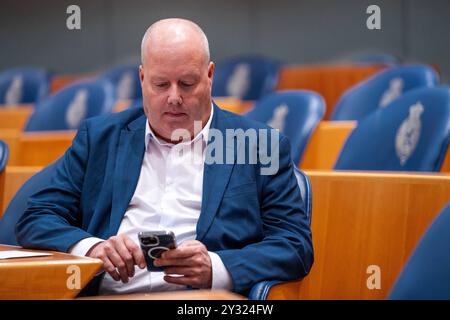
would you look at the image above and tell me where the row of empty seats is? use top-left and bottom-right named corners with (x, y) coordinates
top-left (0, 58), bottom-right (391, 120)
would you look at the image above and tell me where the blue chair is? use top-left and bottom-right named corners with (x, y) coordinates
top-left (212, 56), bottom-right (279, 101)
top-left (24, 79), bottom-right (114, 131)
top-left (0, 68), bottom-right (51, 105)
top-left (389, 202), bottom-right (450, 299)
top-left (249, 166), bottom-right (312, 300)
top-left (0, 159), bottom-right (59, 245)
top-left (128, 98), bottom-right (143, 109)
top-left (331, 65), bottom-right (439, 121)
top-left (100, 64), bottom-right (142, 102)
top-left (334, 86), bottom-right (450, 172)
top-left (0, 140), bottom-right (8, 172)
top-left (245, 90), bottom-right (325, 165)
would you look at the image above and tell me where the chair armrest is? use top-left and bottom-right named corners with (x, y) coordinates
top-left (248, 280), bottom-right (282, 300)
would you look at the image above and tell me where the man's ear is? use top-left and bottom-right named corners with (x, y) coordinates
top-left (139, 64), bottom-right (144, 83)
top-left (208, 62), bottom-right (214, 79)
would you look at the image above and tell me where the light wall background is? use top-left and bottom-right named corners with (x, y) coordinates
top-left (1, 0), bottom-right (449, 82)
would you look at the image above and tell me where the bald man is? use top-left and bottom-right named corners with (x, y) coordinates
top-left (16, 18), bottom-right (313, 297)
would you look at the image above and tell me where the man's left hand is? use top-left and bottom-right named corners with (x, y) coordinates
top-left (154, 240), bottom-right (212, 289)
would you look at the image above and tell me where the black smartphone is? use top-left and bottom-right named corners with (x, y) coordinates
top-left (138, 231), bottom-right (177, 271)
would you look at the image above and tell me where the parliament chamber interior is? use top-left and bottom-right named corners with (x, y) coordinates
top-left (0, 0), bottom-right (449, 302)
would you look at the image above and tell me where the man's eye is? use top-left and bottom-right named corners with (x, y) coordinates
top-left (181, 82), bottom-right (194, 87)
top-left (155, 83), bottom-right (168, 88)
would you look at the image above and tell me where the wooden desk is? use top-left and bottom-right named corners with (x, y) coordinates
top-left (268, 171), bottom-right (450, 300)
top-left (79, 290), bottom-right (245, 300)
top-left (0, 129), bottom-right (21, 165)
top-left (1, 166), bottom-right (42, 215)
top-left (214, 97), bottom-right (253, 114)
top-left (0, 106), bottom-right (33, 130)
top-left (300, 121), bottom-right (355, 170)
top-left (15, 131), bottom-right (75, 166)
top-left (0, 244), bottom-right (103, 299)
top-left (0, 130), bottom-right (74, 167)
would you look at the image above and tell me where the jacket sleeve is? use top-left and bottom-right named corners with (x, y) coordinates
top-left (16, 121), bottom-right (95, 252)
top-left (215, 136), bottom-right (314, 294)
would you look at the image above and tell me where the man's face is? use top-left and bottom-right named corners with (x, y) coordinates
top-left (140, 45), bottom-right (214, 142)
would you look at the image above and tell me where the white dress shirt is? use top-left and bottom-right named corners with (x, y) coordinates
top-left (70, 104), bottom-right (233, 295)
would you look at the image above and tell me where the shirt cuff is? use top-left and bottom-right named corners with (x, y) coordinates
top-left (208, 251), bottom-right (234, 290)
top-left (69, 237), bottom-right (105, 257)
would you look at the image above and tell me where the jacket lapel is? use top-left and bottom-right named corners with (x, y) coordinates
top-left (196, 104), bottom-right (236, 241)
top-left (109, 115), bottom-right (146, 236)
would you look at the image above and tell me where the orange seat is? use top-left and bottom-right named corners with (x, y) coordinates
top-left (0, 166), bottom-right (42, 215)
top-left (49, 73), bottom-right (95, 93)
top-left (0, 106), bottom-right (33, 130)
top-left (277, 64), bottom-right (384, 119)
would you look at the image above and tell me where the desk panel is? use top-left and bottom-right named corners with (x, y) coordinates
top-left (0, 244), bottom-right (102, 299)
top-left (268, 171), bottom-right (450, 299)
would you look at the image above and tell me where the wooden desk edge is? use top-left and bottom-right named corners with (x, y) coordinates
top-left (77, 289), bottom-right (246, 300)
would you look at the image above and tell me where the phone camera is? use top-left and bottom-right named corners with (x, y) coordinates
top-left (142, 236), bottom-right (158, 246)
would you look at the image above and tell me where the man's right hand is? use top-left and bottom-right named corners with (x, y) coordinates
top-left (86, 234), bottom-right (146, 283)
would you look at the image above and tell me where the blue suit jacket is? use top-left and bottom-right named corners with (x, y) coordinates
top-left (16, 103), bottom-right (313, 296)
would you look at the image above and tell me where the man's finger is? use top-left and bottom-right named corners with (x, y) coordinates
top-left (154, 257), bottom-right (194, 267)
top-left (163, 266), bottom-right (194, 276)
top-left (161, 247), bottom-right (196, 260)
top-left (102, 256), bottom-right (121, 282)
top-left (113, 237), bottom-right (136, 278)
top-left (163, 275), bottom-right (194, 286)
top-left (123, 236), bottom-right (146, 269)
top-left (178, 240), bottom-right (200, 248)
top-left (105, 245), bottom-right (129, 283)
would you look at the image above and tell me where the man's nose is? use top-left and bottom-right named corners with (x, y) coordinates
top-left (167, 85), bottom-right (182, 105)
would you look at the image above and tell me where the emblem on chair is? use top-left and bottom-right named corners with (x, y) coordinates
top-left (226, 63), bottom-right (250, 99)
top-left (117, 72), bottom-right (134, 100)
top-left (5, 75), bottom-right (23, 105)
top-left (267, 103), bottom-right (289, 132)
top-left (379, 77), bottom-right (404, 108)
top-left (395, 102), bottom-right (424, 166)
top-left (66, 89), bottom-right (88, 129)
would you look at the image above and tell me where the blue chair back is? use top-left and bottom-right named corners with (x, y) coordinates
top-left (389, 202), bottom-right (450, 299)
top-left (101, 64), bottom-right (142, 102)
top-left (293, 166), bottom-right (312, 226)
top-left (0, 140), bottom-right (8, 171)
top-left (335, 86), bottom-right (450, 172)
top-left (331, 65), bottom-right (439, 121)
top-left (245, 90), bottom-right (325, 165)
top-left (0, 159), bottom-right (60, 245)
top-left (0, 68), bottom-right (51, 105)
top-left (0, 140), bottom-right (9, 219)
top-left (212, 56), bottom-right (279, 101)
top-left (24, 79), bottom-right (114, 131)
top-left (248, 166), bottom-right (312, 299)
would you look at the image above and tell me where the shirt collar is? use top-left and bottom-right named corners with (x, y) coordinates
top-left (145, 103), bottom-right (214, 150)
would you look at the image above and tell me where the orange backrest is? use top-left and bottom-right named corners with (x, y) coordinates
top-left (277, 64), bottom-right (385, 119)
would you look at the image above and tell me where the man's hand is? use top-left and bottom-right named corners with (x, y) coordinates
top-left (154, 240), bottom-right (212, 289)
top-left (86, 234), bottom-right (146, 283)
